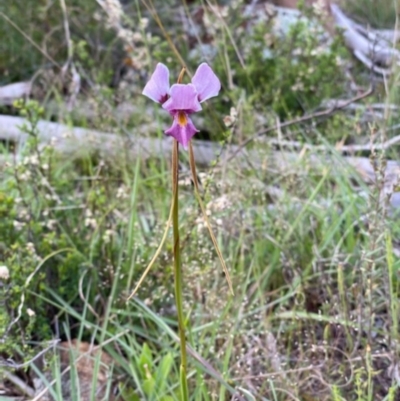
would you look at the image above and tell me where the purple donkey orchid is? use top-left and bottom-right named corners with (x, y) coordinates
top-left (142, 63), bottom-right (221, 148)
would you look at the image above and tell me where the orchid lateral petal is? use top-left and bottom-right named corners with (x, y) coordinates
top-left (165, 114), bottom-right (198, 149)
top-left (191, 63), bottom-right (221, 103)
top-left (142, 63), bottom-right (170, 104)
top-left (163, 84), bottom-right (202, 114)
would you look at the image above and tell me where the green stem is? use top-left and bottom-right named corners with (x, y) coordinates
top-left (172, 140), bottom-right (189, 401)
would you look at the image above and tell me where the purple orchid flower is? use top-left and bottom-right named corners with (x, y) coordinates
top-left (142, 62), bottom-right (221, 148)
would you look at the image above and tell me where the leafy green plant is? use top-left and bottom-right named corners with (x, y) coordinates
top-left (121, 343), bottom-right (175, 401)
top-left (0, 99), bottom-right (134, 358)
top-left (209, 4), bottom-right (348, 121)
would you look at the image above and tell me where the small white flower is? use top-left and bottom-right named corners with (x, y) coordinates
top-left (26, 242), bottom-right (36, 254)
top-left (207, 195), bottom-right (232, 212)
top-left (19, 171), bottom-right (31, 181)
top-left (46, 219), bottom-right (57, 230)
top-left (30, 155), bottom-right (39, 165)
top-left (102, 229), bottom-right (115, 244)
top-left (27, 308), bottom-right (36, 317)
top-left (223, 107), bottom-right (238, 128)
top-left (140, 18), bottom-right (149, 29)
top-left (0, 265), bottom-right (10, 280)
top-left (85, 218), bottom-right (97, 229)
top-left (132, 32), bottom-right (143, 43)
top-left (13, 220), bottom-right (25, 231)
top-left (18, 209), bottom-right (29, 219)
top-left (178, 177), bottom-right (192, 187)
top-left (116, 186), bottom-right (128, 199)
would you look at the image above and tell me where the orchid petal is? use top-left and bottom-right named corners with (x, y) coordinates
top-left (163, 84), bottom-right (202, 114)
top-left (191, 63), bottom-right (221, 102)
top-left (142, 63), bottom-right (170, 104)
top-left (165, 113), bottom-right (198, 148)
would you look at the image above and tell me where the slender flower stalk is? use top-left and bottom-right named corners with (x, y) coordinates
top-left (171, 137), bottom-right (189, 400)
top-left (128, 62), bottom-right (233, 398)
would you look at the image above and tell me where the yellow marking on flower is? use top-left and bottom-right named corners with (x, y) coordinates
top-left (177, 111), bottom-right (188, 127)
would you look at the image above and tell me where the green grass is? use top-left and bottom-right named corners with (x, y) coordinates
top-left (341, 0), bottom-right (398, 28)
top-left (1, 0), bottom-right (400, 400)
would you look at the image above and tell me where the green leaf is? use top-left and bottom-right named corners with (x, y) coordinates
top-left (143, 377), bottom-right (156, 396)
top-left (139, 342), bottom-right (153, 376)
top-left (155, 353), bottom-right (174, 393)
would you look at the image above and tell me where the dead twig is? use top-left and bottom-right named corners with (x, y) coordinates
top-left (226, 85), bottom-right (374, 162)
top-left (258, 122), bottom-right (400, 153)
top-left (2, 370), bottom-right (36, 398)
top-left (0, 340), bottom-right (60, 370)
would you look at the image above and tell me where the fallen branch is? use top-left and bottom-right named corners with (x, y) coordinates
top-left (0, 81), bottom-right (31, 106)
top-left (352, 23), bottom-right (400, 48)
top-left (0, 115), bottom-right (221, 167)
top-left (0, 111), bottom-right (399, 193)
top-left (330, 4), bottom-right (400, 75)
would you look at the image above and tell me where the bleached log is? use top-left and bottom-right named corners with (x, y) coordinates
top-left (0, 82), bottom-right (31, 106)
top-left (330, 4), bottom-right (400, 74)
top-left (0, 115), bottom-right (223, 166)
top-left (0, 115), bottom-right (399, 192)
top-left (352, 22), bottom-right (400, 47)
